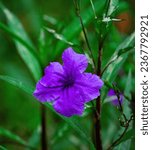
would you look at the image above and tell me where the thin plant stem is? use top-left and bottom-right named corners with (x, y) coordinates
top-left (73, 0), bottom-right (96, 72)
top-left (106, 86), bottom-right (133, 150)
top-left (107, 115), bottom-right (133, 150)
top-left (41, 104), bottom-right (48, 150)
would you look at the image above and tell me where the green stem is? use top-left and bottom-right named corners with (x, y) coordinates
top-left (107, 115), bottom-right (133, 150)
top-left (73, 0), bottom-right (96, 72)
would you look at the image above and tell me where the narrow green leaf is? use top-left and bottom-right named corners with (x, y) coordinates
top-left (0, 4), bottom-right (42, 81)
top-left (0, 146), bottom-right (7, 150)
top-left (102, 33), bottom-right (135, 83)
top-left (123, 70), bottom-right (132, 118)
top-left (106, 0), bottom-right (119, 16)
top-left (44, 27), bottom-right (75, 46)
top-left (124, 70), bottom-right (132, 99)
top-left (0, 22), bottom-right (35, 54)
top-left (43, 15), bottom-right (58, 25)
top-left (102, 33), bottom-right (134, 102)
top-left (26, 126), bottom-right (41, 150)
top-left (0, 127), bottom-right (27, 145)
top-left (51, 124), bottom-right (68, 145)
top-left (0, 75), bottom-right (34, 95)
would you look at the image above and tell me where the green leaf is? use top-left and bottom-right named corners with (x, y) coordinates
top-left (124, 70), bottom-right (132, 99)
top-left (44, 27), bottom-right (76, 46)
top-left (102, 33), bottom-right (134, 102)
top-left (51, 124), bottom-right (68, 145)
top-left (123, 70), bottom-right (132, 118)
top-left (113, 139), bottom-right (132, 150)
top-left (0, 75), bottom-right (34, 95)
top-left (0, 75), bottom-right (95, 150)
top-left (117, 129), bottom-right (134, 145)
top-left (0, 145), bottom-right (8, 150)
top-left (26, 126), bottom-right (41, 150)
top-left (0, 4), bottom-right (42, 81)
top-left (43, 15), bottom-right (58, 25)
top-left (102, 33), bottom-right (134, 83)
top-left (106, 0), bottom-right (119, 16)
top-left (0, 127), bottom-right (27, 146)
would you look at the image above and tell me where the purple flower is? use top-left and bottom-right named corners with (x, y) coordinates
top-left (108, 89), bottom-right (123, 106)
top-left (33, 48), bottom-right (104, 117)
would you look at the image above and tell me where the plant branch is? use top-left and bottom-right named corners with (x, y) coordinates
top-left (41, 104), bottom-right (48, 150)
top-left (107, 115), bottom-right (133, 150)
top-left (94, 34), bottom-right (104, 150)
top-left (73, 0), bottom-right (96, 72)
top-left (101, 47), bottom-right (134, 77)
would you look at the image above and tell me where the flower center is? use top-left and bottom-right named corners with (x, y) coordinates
top-left (63, 76), bottom-right (75, 88)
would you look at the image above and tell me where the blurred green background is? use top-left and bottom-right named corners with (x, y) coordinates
top-left (0, 0), bottom-right (135, 149)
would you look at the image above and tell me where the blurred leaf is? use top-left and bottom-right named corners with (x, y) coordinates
top-left (0, 145), bottom-right (7, 150)
top-left (0, 22), bottom-right (35, 55)
top-left (89, 0), bottom-right (97, 19)
top-left (106, 0), bottom-right (119, 16)
top-left (0, 127), bottom-right (27, 146)
top-left (26, 126), bottom-right (41, 150)
top-left (123, 70), bottom-right (132, 118)
top-left (43, 15), bottom-right (58, 25)
top-left (0, 4), bottom-right (42, 81)
top-left (44, 27), bottom-right (76, 46)
top-left (51, 124), bottom-right (68, 145)
top-left (0, 75), bottom-right (95, 150)
top-left (124, 70), bottom-right (132, 99)
top-left (0, 75), bottom-right (34, 95)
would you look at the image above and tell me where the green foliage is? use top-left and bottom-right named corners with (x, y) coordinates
top-left (0, 145), bottom-right (8, 150)
top-left (0, 0), bottom-right (134, 149)
top-left (0, 127), bottom-right (27, 146)
top-left (102, 33), bottom-right (134, 83)
top-left (0, 4), bottom-right (42, 81)
top-left (0, 75), bottom-right (34, 95)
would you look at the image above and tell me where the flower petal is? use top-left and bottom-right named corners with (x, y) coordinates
top-left (53, 87), bottom-right (85, 117)
top-left (108, 89), bottom-right (123, 106)
top-left (33, 82), bottom-right (62, 102)
top-left (62, 47), bottom-right (88, 73)
top-left (75, 73), bottom-right (104, 102)
top-left (108, 89), bottom-right (115, 96)
top-left (40, 62), bottom-right (65, 87)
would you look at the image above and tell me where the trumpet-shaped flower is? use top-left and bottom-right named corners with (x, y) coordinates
top-left (33, 47), bottom-right (103, 117)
